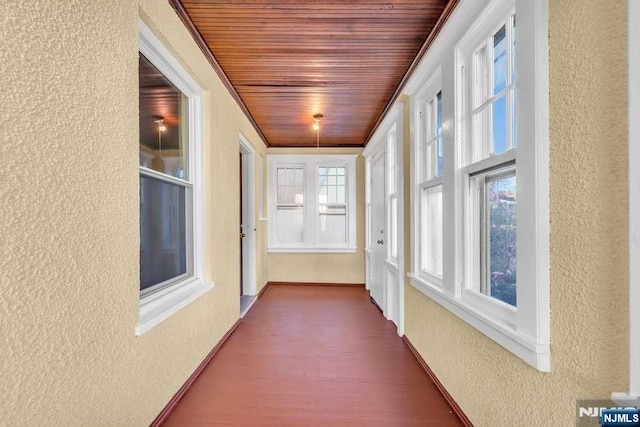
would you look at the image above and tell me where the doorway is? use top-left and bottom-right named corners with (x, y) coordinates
top-left (239, 135), bottom-right (257, 317)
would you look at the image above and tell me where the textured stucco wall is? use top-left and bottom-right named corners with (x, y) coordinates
top-left (0, 1), bottom-right (267, 425)
top-left (267, 147), bottom-right (366, 284)
top-left (404, 0), bottom-right (628, 426)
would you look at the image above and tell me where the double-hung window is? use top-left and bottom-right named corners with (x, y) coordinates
top-left (409, 0), bottom-right (549, 371)
top-left (137, 20), bottom-right (211, 335)
top-left (415, 78), bottom-right (444, 286)
top-left (268, 155), bottom-right (357, 253)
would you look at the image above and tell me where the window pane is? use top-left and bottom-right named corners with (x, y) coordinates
top-left (277, 207), bottom-right (304, 243)
top-left (319, 206), bottom-right (347, 245)
top-left (475, 46), bottom-right (489, 107)
top-left (492, 95), bottom-right (508, 154)
top-left (139, 53), bottom-right (188, 180)
top-left (420, 185), bottom-right (443, 276)
top-left (140, 174), bottom-right (188, 292)
top-left (511, 88), bottom-right (517, 148)
top-left (486, 172), bottom-right (517, 306)
top-left (493, 25), bottom-right (507, 94)
top-left (511, 15), bottom-right (517, 83)
top-left (436, 92), bottom-right (443, 136)
top-left (436, 136), bottom-right (443, 178)
top-left (336, 186), bottom-right (346, 204)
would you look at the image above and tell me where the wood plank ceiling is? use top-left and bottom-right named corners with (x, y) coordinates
top-left (171, 0), bottom-right (455, 147)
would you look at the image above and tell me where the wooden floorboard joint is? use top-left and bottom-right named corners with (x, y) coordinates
top-left (402, 335), bottom-right (474, 427)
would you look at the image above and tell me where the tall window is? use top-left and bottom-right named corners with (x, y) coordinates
top-left (418, 90), bottom-right (444, 281)
top-left (465, 11), bottom-right (517, 307)
top-left (275, 166), bottom-right (305, 243)
top-left (137, 20), bottom-right (210, 336)
top-left (268, 155), bottom-right (357, 252)
top-left (318, 166), bottom-right (347, 244)
top-left (408, 0), bottom-right (549, 371)
top-left (139, 53), bottom-right (193, 296)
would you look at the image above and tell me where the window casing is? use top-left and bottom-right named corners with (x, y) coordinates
top-left (136, 20), bottom-right (212, 336)
top-left (408, 0), bottom-right (550, 371)
top-left (267, 155), bottom-right (357, 253)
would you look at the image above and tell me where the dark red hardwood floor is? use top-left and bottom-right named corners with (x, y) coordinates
top-left (162, 284), bottom-right (463, 426)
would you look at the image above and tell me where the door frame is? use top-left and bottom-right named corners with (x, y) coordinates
top-left (363, 102), bottom-right (405, 336)
top-left (239, 133), bottom-right (257, 296)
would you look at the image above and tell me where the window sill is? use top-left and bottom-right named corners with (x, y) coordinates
top-left (268, 247), bottom-right (357, 254)
top-left (136, 277), bottom-right (214, 336)
top-left (408, 273), bottom-right (550, 372)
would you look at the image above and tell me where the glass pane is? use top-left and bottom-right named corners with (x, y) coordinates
top-left (337, 167), bottom-right (345, 176)
top-left (139, 54), bottom-right (188, 180)
top-left (475, 46), bottom-right (489, 107)
top-left (318, 186), bottom-right (328, 203)
top-left (436, 136), bottom-right (443, 178)
top-left (319, 167), bottom-right (327, 176)
top-left (318, 207), bottom-right (347, 245)
top-left (140, 174), bottom-right (188, 292)
top-left (336, 186), bottom-right (346, 204)
top-left (493, 25), bottom-right (507, 94)
top-left (277, 187), bottom-right (286, 204)
top-left (486, 173), bottom-right (517, 306)
top-left (420, 186), bottom-right (443, 276)
top-left (492, 95), bottom-right (508, 154)
top-left (337, 176), bottom-right (345, 186)
top-left (286, 168), bottom-right (295, 186)
top-left (328, 186), bottom-right (337, 203)
top-left (511, 88), bottom-right (517, 148)
top-left (294, 186), bottom-right (304, 204)
top-left (328, 167), bottom-right (336, 175)
top-left (512, 14), bottom-right (517, 83)
top-left (295, 168), bottom-right (304, 185)
top-left (472, 109), bottom-right (489, 162)
top-left (436, 92), bottom-right (443, 136)
top-left (328, 176), bottom-right (337, 186)
top-left (277, 207), bottom-right (304, 243)
top-left (277, 168), bottom-right (285, 185)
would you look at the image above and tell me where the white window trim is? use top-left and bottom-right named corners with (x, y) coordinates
top-left (405, 0), bottom-right (550, 371)
top-left (267, 154), bottom-right (357, 253)
top-left (136, 19), bottom-right (213, 336)
top-left (614, 0), bottom-right (640, 404)
top-left (412, 69), bottom-right (444, 288)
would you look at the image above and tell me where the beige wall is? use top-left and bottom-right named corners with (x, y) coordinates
top-left (0, 1), bottom-right (267, 425)
top-left (267, 147), bottom-right (366, 284)
top-left (404, 0), bottom-right (629, 426)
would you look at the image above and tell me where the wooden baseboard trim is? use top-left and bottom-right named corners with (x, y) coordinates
top-left (150, 319), bottom-right (243, 427)
top-left (402, 335), bottom-right (474, 427)
top-left (256, 281), bottom-right (271, 298)
top-left (267, 281), bottom-right (365, 287)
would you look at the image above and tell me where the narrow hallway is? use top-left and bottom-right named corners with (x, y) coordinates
top-left (163, 284), bottom-right (463, 426)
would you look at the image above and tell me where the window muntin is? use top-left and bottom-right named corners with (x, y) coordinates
top-left (276, 166), bottom-right (305, 244)
top-left (139, 52), bottom-right (194, 297)
top-left (318, 166), bottom-right (347, 245)
top-left (470, 15), bottom-right (517, 163)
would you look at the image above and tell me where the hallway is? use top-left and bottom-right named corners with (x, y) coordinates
top-left (163, 284), bottom-right (463, 426)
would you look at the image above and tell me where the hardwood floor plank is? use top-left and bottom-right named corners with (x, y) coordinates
top-left (162, 285), bottom-right (463, 426)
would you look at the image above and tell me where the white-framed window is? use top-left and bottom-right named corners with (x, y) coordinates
top-left (267, 154), bottom-right (357, 253)
top-left (408, 0), bottom-right (550, 371)
top-left (413, 72), bottom-right (444, 288)
top-left (136, 20), bottom-right (213, 336)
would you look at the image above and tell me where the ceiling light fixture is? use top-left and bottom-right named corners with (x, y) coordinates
top-left (313, 113), bottom-right (324, 151)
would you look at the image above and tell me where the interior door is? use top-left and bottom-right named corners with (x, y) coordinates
top-left (370, 154), bottom-right (386, 307)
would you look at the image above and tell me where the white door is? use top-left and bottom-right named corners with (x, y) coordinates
top-left (370, 154), bottom-right (386, 308)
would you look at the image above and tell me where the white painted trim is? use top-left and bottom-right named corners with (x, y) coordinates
top-left (363, 103), bottom-right (405, 336)
top-left (137, 19), bottom-right (211, 335)
top-left (136, 278), bottom-right (214, 335)
top-left (400, 0), bottom-right (550, 371)
top-left (267, 154), bottom-right (358, 251)
top-left (240, 296), bottom-right (258, 318)
top-left (623, 0), bottom-right (640, 400)
top-left (409, 273), bottom-right (549, 371)
top-left (239, 134), bottom-right (257, 296)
